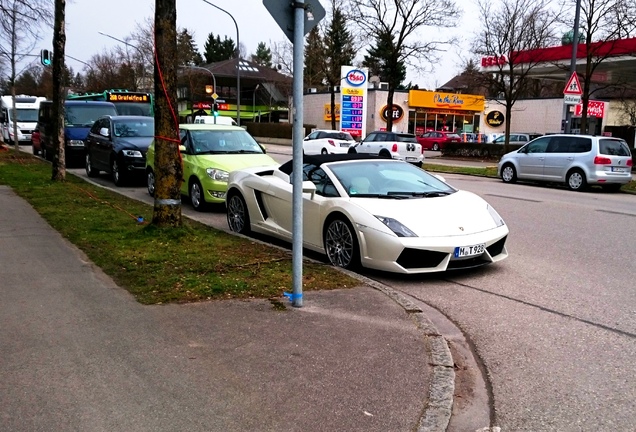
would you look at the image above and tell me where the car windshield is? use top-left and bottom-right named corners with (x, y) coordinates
top-left (15, 108), bottom-right (39, 122)
top-left (328, 160), bottom-right (456, 198)
top-left (396, 134), bottom-right (418, 143)
top-left (189, 129), bottom-right (265, 155)
top-left (324, 131), bottom-right (354, 141)
top-left (114, 119), bottom-right (154, 137)
top-left (65, 105), bottom-right (118, 127)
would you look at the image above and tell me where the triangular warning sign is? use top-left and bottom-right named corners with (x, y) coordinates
top-left (563, 72), bottom-right (582, 95)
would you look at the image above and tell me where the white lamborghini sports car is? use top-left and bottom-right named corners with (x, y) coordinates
top-left (226, 154), bottom-right (509, 274)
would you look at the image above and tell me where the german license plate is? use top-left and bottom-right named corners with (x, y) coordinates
top-left (340, 143), bottom-right (350, 147)
top-left (454, 243), bottom-right (485, 258)
top-left (406, 157), bottom-right (418, 161)
top-left (611, 167), bottom-right (626, 172)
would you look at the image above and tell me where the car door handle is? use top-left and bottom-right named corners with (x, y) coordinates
top-left (567, 157), bottom-right (574, 160)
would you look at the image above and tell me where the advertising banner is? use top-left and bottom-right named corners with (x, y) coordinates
top-left (339, 66), bottom-right (368, 138)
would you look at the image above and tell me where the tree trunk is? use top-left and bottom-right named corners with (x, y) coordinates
top-left (50, 0), bottom-right (66, 181)
top-left (9, 5), bottom-right (19, 153)
top-left (330, 89), bottom-right (336, 130)
top-left (504, 102), bottom-right (512, 154)
top-left (386, 88), bottom-right (395, 132)
top-left (152, 0), bottom-right (182, 227)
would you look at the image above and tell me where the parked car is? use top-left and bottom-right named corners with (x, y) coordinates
top-left (145, 124), bottom-right (278, 210)
top-left (303, 129), bottom-right (356, 155)
top-left (38, 100), bottom-right (118, 166)
top-left (498, 134), bottom-right (633, 191)
top-left (31, 128), bottom-right (41, 156)
top-left (348, 131), bottom-right (423, 166)
top-left (85, 115), bottom-right (154, 186)
top-left (491, 133), bottom-right (543, 146)
top-left (417, 131), bottom-right (461, 151)
top-left (226, 154), bottom-right (509, 273)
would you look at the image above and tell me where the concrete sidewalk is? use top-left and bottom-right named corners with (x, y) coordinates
top-left (0, 185), bottom-right (454, 432)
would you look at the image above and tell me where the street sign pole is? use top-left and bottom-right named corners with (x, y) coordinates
top-left (263, 0), bottom-right (324, 308)
top-left (563, 0), bottom-right (582, 134)
top-left (291, 0), bottom-right (305, 307)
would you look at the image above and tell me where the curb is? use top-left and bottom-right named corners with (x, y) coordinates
top-left (342, 271), bottom-right (456, 432)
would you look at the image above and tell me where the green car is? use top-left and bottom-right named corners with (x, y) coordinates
top-left (145, 124), bottom-right (277, 210)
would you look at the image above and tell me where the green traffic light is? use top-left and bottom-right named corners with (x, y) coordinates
top-left (40, 49), bottom-right (52, 66)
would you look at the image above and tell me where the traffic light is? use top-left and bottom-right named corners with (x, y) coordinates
top-left (213, 102), bottom-right (219, 117)
top-left (40, 49), bottom-right (52, 66)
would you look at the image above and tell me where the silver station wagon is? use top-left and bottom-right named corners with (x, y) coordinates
top-left (498, 134), bottom-right (633, 191)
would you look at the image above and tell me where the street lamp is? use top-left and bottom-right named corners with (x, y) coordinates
top-left (252, 84), bottom-right (260, 121)
top-left (200, 0), bottom-right (241, 126)
top-left (98, 31), bottom-right (147, 91)
top-left (179, 65), bottom-right (218, 124)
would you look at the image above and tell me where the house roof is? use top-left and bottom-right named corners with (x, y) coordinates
top-left (197, 58), bottom-right (292, 83)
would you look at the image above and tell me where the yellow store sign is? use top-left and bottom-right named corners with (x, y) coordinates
top-left (324, 103), bottom-right (341, 121)
top-left (408, 90), bottom-right (485, 112)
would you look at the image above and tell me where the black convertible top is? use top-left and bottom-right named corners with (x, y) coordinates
top-left (279, 153), bottom-right (380, 175)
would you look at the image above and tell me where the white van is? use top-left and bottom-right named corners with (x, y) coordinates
top-left (1, 94), bottom-right (47, 143)
top-left (193, 115), bottom-right (237, 126)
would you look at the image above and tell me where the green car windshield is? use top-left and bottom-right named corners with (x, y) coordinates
top-left (189, 130), bottom-right (265, 155)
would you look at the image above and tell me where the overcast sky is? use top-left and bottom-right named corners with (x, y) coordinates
top-left (37, 0), bottom-right (480, 90)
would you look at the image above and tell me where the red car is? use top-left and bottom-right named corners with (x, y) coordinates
top-left (31, 129), bottom-right (41, 156)
top-left (417, 131), bottom-right (461, 151)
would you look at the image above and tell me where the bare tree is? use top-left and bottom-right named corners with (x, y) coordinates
top-left (347, 0), bottom-right (461, 131)
top-left (270, 40), bottom-right (293, 76)
top-left (473, 0), bottom-right (562, 150)
top-left (50, 0), bottom-right (65, 181)
top-left (565, 0), bottom-right (636, 133)
top-left (0, 0), bottom-right (52, 151)
top-left (152, 0), bottom-right (182, 227)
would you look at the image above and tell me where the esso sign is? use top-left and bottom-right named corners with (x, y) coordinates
top-left (345, 69), bottom-right (367, 87)
top-left (481, 55), bottom-right (508, 67)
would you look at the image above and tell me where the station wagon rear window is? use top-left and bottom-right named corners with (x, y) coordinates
top-left (599, 139), bottom-right (630, 156)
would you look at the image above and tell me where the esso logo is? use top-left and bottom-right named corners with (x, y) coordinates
top-left (481, 55), bottom-right (508, 67)
top-left (345, 69), bottom-right (367, 87)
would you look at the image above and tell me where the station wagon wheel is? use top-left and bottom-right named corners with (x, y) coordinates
top-left (111, 156), bottom-right (126, 186)
top-left (324, 217), bottom-right (360, 270)
top-left (226, 192), bottom-right (251, 234)
top-left (189, 178), bottom-right (208, 211)
top-left (566, 169), bottom-right (587, 191)
top-left (432, 143), bottom-right (440, 151)
top-left (146, 168), bottom-right (155, 197)
top-left (85, 152), bottom-right (99, 177)
top-left (501, 163), bottom-right (517, 183)
top-left (321, 148), bottom-right (328, 155)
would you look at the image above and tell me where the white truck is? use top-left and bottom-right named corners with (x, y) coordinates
top-left (1, 94), bottom-right (47, 144)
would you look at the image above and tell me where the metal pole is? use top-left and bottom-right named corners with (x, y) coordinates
top-left (98, 31), bottom-right (146, 91)
top-left (252, 84), bottom-right (260, 121)
top-left (564, 0), bottom-right (582, 134)
top-left (201, 0), bottom-right (240, 126)
top-left (291, 0), bottom-right (305, 307)
top-left (179, 65), bottom-right (217, 123)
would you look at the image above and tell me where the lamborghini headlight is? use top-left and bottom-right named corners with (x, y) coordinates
top-left (206, 168), bottom-right (229, 182)
top-left (376, 216), bottom-right (417, 237)
top-left (487, 204), bottom-right (505, 227)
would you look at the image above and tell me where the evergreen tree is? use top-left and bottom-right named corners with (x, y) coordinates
top-left (324, 3), bottom-right (355, 129)
top-left (177, 28), bottom-right (203, 66)
top-left (251, 42), bottom-right (272, 67)
top-left (203, 33), bottom-right (236, 63)
top-left (362, 31), bottom-right (406, 90)
top-left (304, 27), bottom-right (325, 88)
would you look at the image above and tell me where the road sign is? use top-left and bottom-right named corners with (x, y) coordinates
top-left (211, 93), bottom-right (218, 101)
top-left (564, 94), bottom-right (581, 105)
top-left (263, 0), bottom-right (326, 43)
top-left (563, 72), bottom-right (582, 95)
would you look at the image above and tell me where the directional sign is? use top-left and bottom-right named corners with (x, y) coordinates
top-left (263, 0), bottom-right (326, 43)
top-left (563, 72), bottom-right (582, 95)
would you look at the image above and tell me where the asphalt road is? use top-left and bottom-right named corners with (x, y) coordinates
top-left (21, 144), bottom-right (636, 429)
top-left (374, 176), bottom-right (636, 430)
